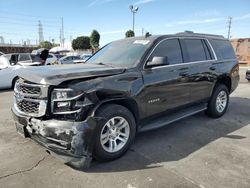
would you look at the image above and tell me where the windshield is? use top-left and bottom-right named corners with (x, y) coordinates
top-left (87, 39), bottom-right (151, 68)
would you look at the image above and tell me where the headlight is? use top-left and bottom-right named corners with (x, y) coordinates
top-left (51, 88), bottom-right (85, 114)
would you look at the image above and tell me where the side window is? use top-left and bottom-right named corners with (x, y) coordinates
top-left (19, 54), bottom-right (30, 61)
top-left (47, 55), bottom-right (53, 58)
top-left (211, 39), bottom-right (235, 60)
top-left (183, 39), bottom-right (206, 62)
top-left (148, 39), bottom-right (183, 65)
top-left (202, 40), bottom-right (213, 60)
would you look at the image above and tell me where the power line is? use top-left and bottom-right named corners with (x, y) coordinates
top-left (0, 10), bottom-right (59, 20)
top-left (227, 16), bottom-right (232, 39)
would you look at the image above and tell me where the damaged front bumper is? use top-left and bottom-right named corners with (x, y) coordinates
top-left (12, 107), bottom-right (98, 169)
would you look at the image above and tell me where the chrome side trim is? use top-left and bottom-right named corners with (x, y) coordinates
top-left (143, 37), bottom-right (218, 70)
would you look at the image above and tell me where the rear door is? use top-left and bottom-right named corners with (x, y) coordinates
top-left (180, 38), bottom-right (216, 103)
top-left (140, 38), bottom-right (190, 117)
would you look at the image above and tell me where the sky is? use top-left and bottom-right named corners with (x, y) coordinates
top-left (0, 0), bottom-right (250, 47)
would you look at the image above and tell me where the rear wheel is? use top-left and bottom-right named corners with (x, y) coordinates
top-left (206, 84), bottom-right (229, 118)
top-left (93, 104), bottom-right (136, 161)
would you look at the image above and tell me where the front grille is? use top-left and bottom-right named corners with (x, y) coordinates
top-left (16, 100), bottom-right (39, 114)
top-left (14, 79), bottom-right (48, 117)
top-left (17, 84), bottom-right (41, 95)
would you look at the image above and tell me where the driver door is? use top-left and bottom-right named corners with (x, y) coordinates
top-left (139, 38), bottom-right (190, 117)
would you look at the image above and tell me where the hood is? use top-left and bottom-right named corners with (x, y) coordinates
top-left (17, 63), bottom-right (125, 85)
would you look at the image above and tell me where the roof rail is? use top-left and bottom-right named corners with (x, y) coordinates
top-left (176, 31), bottom-right (224, 38)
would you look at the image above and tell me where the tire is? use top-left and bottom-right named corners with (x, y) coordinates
top-left (206, 84), bottom-right (229, 118)
top-left (93, 104), bottom-right (136, 161)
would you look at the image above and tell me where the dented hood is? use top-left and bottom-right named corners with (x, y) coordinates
top-left (17, 63), bottom-right (125, 85)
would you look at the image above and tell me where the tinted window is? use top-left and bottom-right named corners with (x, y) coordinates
top-left (48, 55), bottom-right (53, 58)
top-left (149, 39), bottom-right (183, 65)
top-left (184, 39), bottom-right (206, 62)
top-left (211, 39), bottom-right (235, 60)
top-left (65, 57), bottom-right (72, 61)
top-left (88, 39), bottom-right (151, 67)
top-left (202, 40), bottom-right (213, 60)
top-left (19, 54), bottom-right (30, 61)
top-left (31, 54), bottom-right (40, 62)
top-left (73, 56), bottom-right (80, 60)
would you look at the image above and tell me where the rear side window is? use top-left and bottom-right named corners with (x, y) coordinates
top-left (183, 39), bottom-right (206, 62)
top-left (211, 39), bottom-right (235, 60)
top-left (19, 54), bottom-right (30, 61)
top-left (149, 39), bottom-right (183, 65)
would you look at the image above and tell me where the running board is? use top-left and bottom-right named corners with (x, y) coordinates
top-left (139, 104), bottom-right (207, 132)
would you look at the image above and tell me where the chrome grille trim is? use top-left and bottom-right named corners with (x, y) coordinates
top-left (14, 78), bottom-right (49, 117)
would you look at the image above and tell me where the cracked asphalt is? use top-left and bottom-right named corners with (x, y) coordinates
top-left (0, 67), bottom-right (250, 188)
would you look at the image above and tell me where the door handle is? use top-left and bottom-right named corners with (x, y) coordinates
top-left (179, 72), bottom-right (188, 77)
top-left (210, 66), bottom-right (216, 71)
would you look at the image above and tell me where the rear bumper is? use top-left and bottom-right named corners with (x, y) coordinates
top-left (12, 107), bottom-right (98, 169)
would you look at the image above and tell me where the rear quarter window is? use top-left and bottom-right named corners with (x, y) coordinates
top-left (211, 39), bottom-right (236, 60)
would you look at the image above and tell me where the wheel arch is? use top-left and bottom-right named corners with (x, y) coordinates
top-left (91, 98), bottom-right (140, 126)
top-left (214, 75), bottom-right (232, 93)
top-left (12, 76), bottom-right (19, 88)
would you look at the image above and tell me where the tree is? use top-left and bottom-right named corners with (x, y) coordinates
top-left (90, 30), bottom-right (100, 51)
top-left (125, 30), bottom-right (135, 38)
top-left (72, 36), bottom-right (91, 50)
top-left (39, 41), bottom-right (53, 49)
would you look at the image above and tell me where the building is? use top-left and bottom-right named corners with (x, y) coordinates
top-left (231, 38), bottom-right (250, 66)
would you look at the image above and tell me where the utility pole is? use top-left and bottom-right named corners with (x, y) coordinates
top-left (227, 16), bottom-right (232, 39)
top-left (38, 20), bottom-right (44, 44)
top-left (142, 28), bottom-right (144, 36)
top-left (61, 17), bottom-right (65, 47)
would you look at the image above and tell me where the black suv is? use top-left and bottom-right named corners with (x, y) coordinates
top-left (12, 32), bottom-right (239, 168)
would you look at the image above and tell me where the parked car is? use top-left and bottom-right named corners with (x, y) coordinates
top-left (73, 54), bottom-right (92, 64)
top-left (12, 32), bottom-right (239, 169)
top-left (2, 53), bottom-right (35, 66)
top-left (58, 55), bottom-right (81, 64)
top-left (31, 53), bottom-right (58, 65)
top-left (246, 68), bottom-right (250, 81)
top-left (3, 53), bottom-right (58, 66)
top-left (0, 56), bottom-right (20, 89)
top-left (46, 53), bottom-right (58, 65)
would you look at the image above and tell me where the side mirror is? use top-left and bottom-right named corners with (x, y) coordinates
top-left (147, 56), bottom-right (169, 68)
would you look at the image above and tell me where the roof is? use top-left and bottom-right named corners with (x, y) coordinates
top-left (114, 32), bottom-right (226, 44)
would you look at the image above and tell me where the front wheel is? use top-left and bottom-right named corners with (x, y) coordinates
top-left (206, 84), bottom-right (229, 118)
top-left (93, 104), bottom-right (136, 161)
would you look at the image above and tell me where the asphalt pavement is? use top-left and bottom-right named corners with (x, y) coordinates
top-left (0, 67), bottom-right (249, 188)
